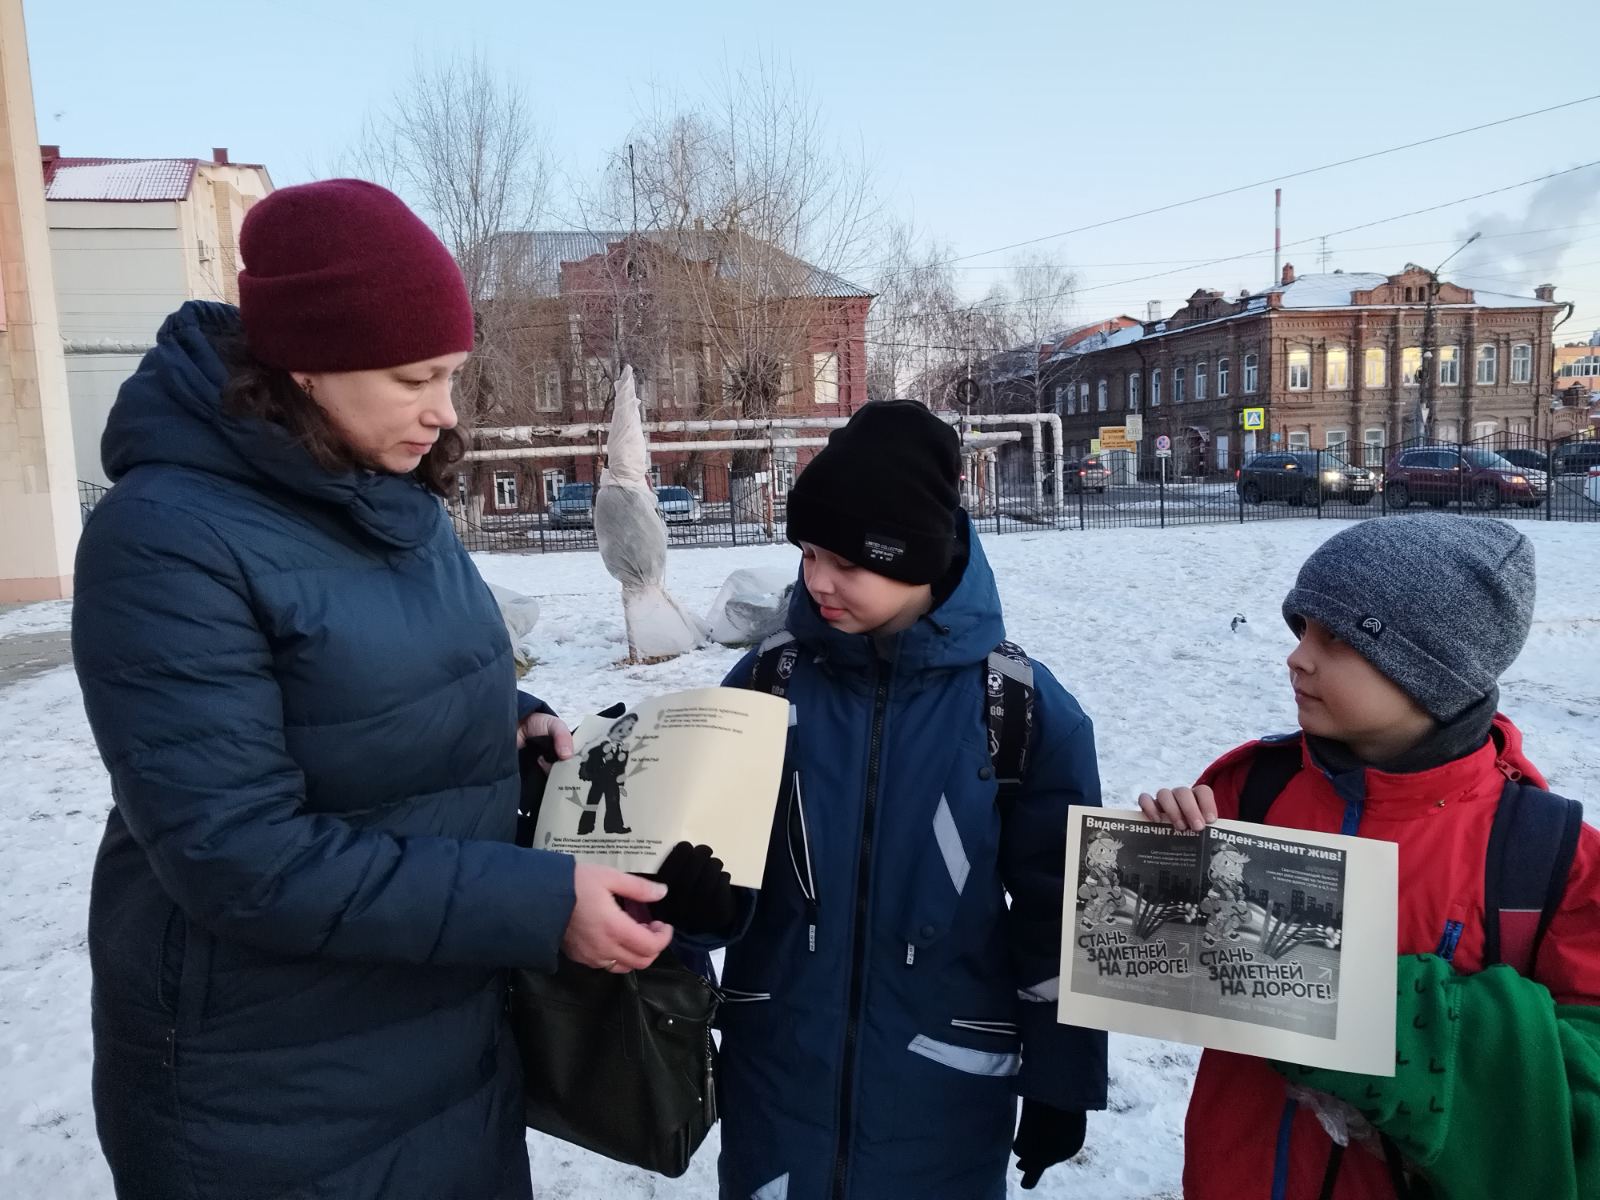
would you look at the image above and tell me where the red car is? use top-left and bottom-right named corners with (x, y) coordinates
top-left (1384, 445), bottom-right (1547, 509)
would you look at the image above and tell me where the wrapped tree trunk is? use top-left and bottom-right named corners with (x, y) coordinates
top-left (593, 365), bottom-right (708, 661)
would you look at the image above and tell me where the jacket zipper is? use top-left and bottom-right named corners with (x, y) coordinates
top-left (832, 659), bottom-right (890, 1200)
top-left (787, 770), bottom-right (820, 951)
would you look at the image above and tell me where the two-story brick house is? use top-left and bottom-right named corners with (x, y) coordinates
top-left (1039, 264), bottom-right (1565, 476)
top-left (463, 229), bottom-right (871, 518)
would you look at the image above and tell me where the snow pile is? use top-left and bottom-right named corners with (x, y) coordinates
top-left (2, 521), bottom-right (1596, 1199)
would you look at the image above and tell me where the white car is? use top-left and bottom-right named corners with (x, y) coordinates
top-left (1588, 466), bottom-right (1600, 505)
top-left (655, 485), bottom-right (703, 525)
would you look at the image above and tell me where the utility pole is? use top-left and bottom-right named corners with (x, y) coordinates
top-left (1420, 233), bottom-right (1481, 441)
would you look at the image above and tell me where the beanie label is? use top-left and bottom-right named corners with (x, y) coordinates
top-left (1359, 616), bottom-right (1385, 638)
top-left (863, 534), bottom-right (907, 566)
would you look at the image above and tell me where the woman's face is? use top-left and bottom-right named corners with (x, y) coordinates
top-left (297, 352), bottom-right (468, 474)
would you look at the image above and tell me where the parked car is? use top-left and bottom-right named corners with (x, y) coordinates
top-left (1064, 455), bottom-right (1110, 494)
top-left (1497, 446), bottom-right (1550, 475)
top-left (1553, 440), bottom-right (1600, 476)
top-left (1236, 452), bottom-right (1376, 506)
top-left (654, 485), bottom-right (703, 525)
top-left (1384, 446), bottom-right (1546, 509)
top-left (548, 482), bottom-right (595, 528)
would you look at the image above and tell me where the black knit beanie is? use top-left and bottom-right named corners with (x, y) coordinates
top-left (786, 401), bottom-right (961, 584)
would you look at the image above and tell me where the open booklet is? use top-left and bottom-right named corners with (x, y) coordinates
top-left (532, 687), bottom-right (789, 888)
top-left (1059, 808), bottom-right (1398, 1075)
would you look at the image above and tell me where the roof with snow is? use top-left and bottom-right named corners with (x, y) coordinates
top-left (488, 229), bottom-right (873, 300)
top-left (1261, 271), bottom-right (1553, 310)
top-left (44, 158), bottom-right (198, 202)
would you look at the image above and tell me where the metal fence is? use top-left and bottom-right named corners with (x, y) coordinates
top-left (74, 432), bottom-right (1600, 557)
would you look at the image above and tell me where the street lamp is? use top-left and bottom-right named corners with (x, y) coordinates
top-left (1419, 233), bottom-right (1481, 440)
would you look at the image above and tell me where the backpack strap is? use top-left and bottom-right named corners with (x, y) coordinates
top-left (1238, 734), bottom-right (1305, 824)
top-left (1483, 780), bottom-right (1583, 975)
top-left (750, 631), bottom-right (800, 700)
top-left (985, 641), bottom-right (1035, 818)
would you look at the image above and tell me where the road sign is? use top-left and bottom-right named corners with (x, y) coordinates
top-left (1271, 431), bottom-right (1282, 443)
top-left (1099, 425), bottom-right (1134, 452)
top-left (1124, 413), bottom-right (1144, 442)
top-left (1242, 407), bottom-right (1266, 431)
top-left (1155, 433), bottom-right (1173, 460)
top-left (1089, 438), bottom-right (1102, 454)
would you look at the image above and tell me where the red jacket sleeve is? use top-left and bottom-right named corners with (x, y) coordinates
top-left (1538, 822), bottom-right (1600, 1006)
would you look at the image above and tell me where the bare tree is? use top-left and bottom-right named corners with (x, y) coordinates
top-left (337, 51), bottom-right (552, 435)
top-left (866, 220), bottom-right (963, 402)
top-left (1000, 251), bottom-right (1077, 414)
top-left (585, 60), bottom-right (878, 443)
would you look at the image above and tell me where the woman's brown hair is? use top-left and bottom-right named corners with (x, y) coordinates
top-left (218, 336), bottom-right (465, 497)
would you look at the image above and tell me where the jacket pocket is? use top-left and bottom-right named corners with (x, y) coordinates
top-left (155, 905), bottom-right (185, 1013)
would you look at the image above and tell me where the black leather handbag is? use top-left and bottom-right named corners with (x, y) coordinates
top-left (508, 951), bottom-right (719, 1178)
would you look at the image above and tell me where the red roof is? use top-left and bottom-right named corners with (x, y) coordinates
top-left (43, 157), bottom-right (199, 202)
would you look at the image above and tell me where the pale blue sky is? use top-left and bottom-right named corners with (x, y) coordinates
top-left (26, 0), bottom-right (1600, 342)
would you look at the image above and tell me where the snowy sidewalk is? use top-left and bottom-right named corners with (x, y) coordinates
top-left (1, 522), bottom-right (1595, 1199)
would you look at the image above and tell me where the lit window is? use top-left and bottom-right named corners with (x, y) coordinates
top-left (1288, 349), bottom-right (1311, 391)
top-left (813, 352), bottom-right (840, 405)
top-left (1438, 346), bottom-right (1460, 387)
top-left (1402, 347), bottom-right (1422, 387)
top-left (1364, 347), bottom-right (1386, 387)
top-left (1326, 347), bottom-right (1348, 390)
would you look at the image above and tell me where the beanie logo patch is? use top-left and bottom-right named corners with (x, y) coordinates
top-left (863, 534), bottom-right (907, 566)
top-left (1359, 616), bottom-right (1385, 638)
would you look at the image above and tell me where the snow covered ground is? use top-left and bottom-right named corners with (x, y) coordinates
top-left (2, 520), bottom-right (1595, 1199)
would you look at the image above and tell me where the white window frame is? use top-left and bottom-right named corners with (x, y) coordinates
top-left (1363, 427), bottom-right (1385, 467)
top-left (540, 469), bottom-right (565, 506)
top-left (493, 470), bottom-right (518, 510)
top-left (1128, 372), bottom-right (1141, 410)
top-left (1243, 353), bottom-right (1259, 394)
top-left (813, 351), bottom-right (840, 406)
top-left (1476, 344), bottom-right (1497, 386)
top-left (1152, 368), bottom-right (1162, 407)
top-left (1174, 366), bottom-right (1186, 404)
top-left (1436, 421), bottom-right (1460, 443)
top-left (1471, 420), bottom-right (1498, 440)
top-left (1287, 431), bottom-right (1311, 451)
top-left (1511, 343), bottom-right (1532, 384)
top-left (1217, 357), bottom-right (1230, 397)
top-left (1079, 381), bottom-right (1089, 413)
top-left (1326, 429), bottom-right (1348, 452)
top-left (1288, 349), bottom-right (1311, 391)
top-left (1096, 378), bottom-right (1108, 412)
top-left (1363, 346), bottom-right (1386, 388)
top-left (1195, 361), bottom-right (1208, 402)
top-left (1401, 347), bottom-right (1423, 388)
top-left (1326, 346), bottom-right (1349, 390)
top-left (1438, 345), bottom-right (1461, 387)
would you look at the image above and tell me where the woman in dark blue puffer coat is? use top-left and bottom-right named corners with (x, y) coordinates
top-left (72, 181), bottom-right (673, 1200)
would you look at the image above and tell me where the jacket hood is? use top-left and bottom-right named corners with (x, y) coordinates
top-left (102, 300), bottom-right (441, 549)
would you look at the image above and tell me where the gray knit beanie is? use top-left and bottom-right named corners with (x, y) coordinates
top-left (1281, 515), bottom-right (1535, 722)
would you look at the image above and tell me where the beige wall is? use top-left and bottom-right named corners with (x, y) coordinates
top-left (0, 0), bottom-right (78, 600)
top-left (51, 162), bottom-right (270, 483)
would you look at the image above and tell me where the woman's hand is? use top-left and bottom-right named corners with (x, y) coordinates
top-left (561, 865), bottom-right (674, 972)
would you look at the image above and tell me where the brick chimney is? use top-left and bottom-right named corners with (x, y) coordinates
top-left (1535, 283), bottom-right (1556, 302)
top-left (1281, 262), bottom-right (1296, 286)
top-left (1146, 300), bottom-right (1162, 321)
top-left (212, 147), bottom-right (230, 165)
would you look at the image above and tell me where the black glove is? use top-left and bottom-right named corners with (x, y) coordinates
top-left (650, 842), bottom-right (737, 935)
top-left (1013, 1101), bottom-right (1087, 1190)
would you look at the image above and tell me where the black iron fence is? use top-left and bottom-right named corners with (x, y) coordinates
top-left (74, 432), bottom-right (1600, 557)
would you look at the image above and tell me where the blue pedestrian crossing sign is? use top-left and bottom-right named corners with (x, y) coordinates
top-left (1242, 407), bottom-right (1266, 431)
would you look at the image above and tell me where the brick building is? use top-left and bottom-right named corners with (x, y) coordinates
top-left (1034, 264), bottom-right (1566, 476)
top-left (463, 230), bottom-right (871, 518)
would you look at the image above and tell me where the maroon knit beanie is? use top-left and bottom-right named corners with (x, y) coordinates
top-left (238, 179), bottom-right (475, 372)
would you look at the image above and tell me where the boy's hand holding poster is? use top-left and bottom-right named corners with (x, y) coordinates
top-left (534, 687), bottom-right (789, 887)
top-left (1059, 808), bottom-right (1398, 1075)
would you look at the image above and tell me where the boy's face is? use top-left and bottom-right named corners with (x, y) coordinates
top-left (1286, 617), bottom-right (1434, 760)
top-left (800, 542), bottom-right (933, 636)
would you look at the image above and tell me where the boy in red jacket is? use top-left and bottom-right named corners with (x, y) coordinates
top-left (1140, 514), bottom-right (1600, 1200)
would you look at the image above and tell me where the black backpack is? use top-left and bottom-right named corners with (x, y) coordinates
top-left (748, 631), bottom-right (1036, 811)
top-left (1238, 733), bottom-right (1583, 975)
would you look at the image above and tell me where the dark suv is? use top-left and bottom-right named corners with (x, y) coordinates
top-left (1385, 446), bottom-right (1546, 509)
top-left (1554, 440), bottom-right (1600, 476)
top-left (1237, 452), bottom-right (1376, 506)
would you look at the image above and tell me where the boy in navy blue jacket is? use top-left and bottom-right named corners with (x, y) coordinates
top-left (710, 402), bottom-right (1108, 1200)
